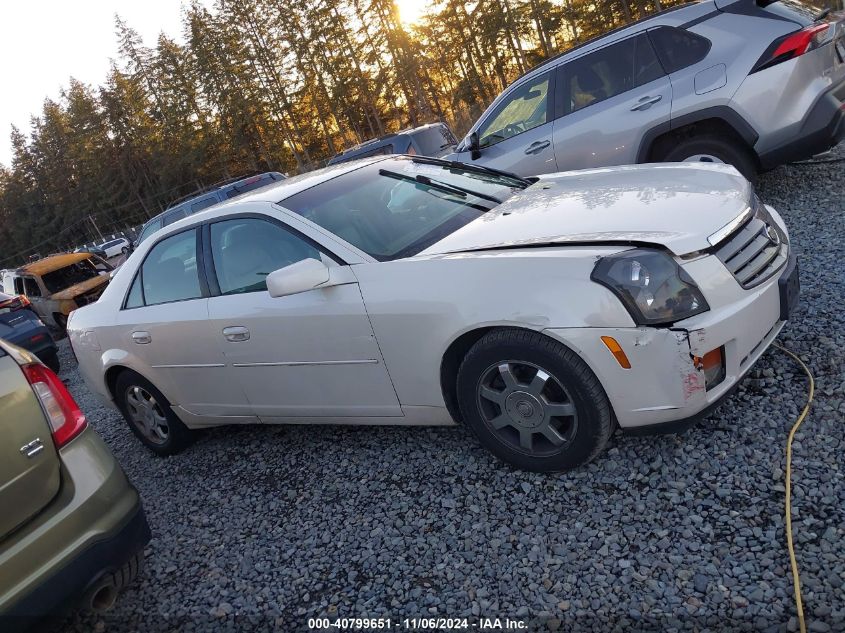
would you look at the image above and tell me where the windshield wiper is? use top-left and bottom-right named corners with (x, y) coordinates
top-left (411, 156), bottom-right (533, 188)
top-left (379, 169), bottom-right (502, 204)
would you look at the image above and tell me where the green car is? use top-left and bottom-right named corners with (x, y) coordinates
top-left (0, 340), bottom-right (149, 628)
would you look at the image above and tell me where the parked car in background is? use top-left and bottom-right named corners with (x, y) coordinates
top-left (94, 237), bottom-right (131, 259)
top-left (1, 253), bottom-right (113, 332)
top-left (327, 122), bottom-right (458, 165)
top-left (0, 340), bottom-right (149, 628)
top-left (68, 156), bottom-right (798, 472)
top-left (448, 0), bottom-right (845, 181)
top-left (134, 171), bottom-right (287, 247)
top-left (0, 292), bottom-right (58, 372)
top-left (73, 245), bottom-right (108, 260)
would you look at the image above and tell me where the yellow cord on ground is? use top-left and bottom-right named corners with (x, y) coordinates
top-left (773, 342), bottom-right (815, 633)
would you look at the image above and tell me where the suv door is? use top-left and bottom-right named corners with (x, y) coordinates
top-left (552, 33), bottom-right (672, 171)
top-left (453, 71), bottom-right (557, 175)
top-left (204, 215), bottom-right (402, 421)
top-left (118, 227), bottom-right (254, 419)
top-left (21, 276), bottom-right (51, 322)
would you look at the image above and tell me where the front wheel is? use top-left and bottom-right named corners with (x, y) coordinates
top-left (662, 135), bottom-right (758, 184)
top-left (115, 370), bottom-right (194, 456)
top-left (456, 329), bottom-right (615, 472)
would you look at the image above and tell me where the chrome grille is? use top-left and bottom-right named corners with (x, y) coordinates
top-left (714, 202), bottom-right (788, 289)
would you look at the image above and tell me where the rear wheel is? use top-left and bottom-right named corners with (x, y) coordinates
top-left (115, 371), bottom-right (194, 456)
top-left (456, 329), bottom-right (615, 472)
top-left (662, 135), bottom-right (758, 184)
top-left (121, 246), bottom-right (130, 256)
top-left (51, 313), bottom-right (68, 339)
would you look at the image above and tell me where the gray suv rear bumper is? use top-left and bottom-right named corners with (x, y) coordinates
top-left (758, 80), bottom-right (845, 169)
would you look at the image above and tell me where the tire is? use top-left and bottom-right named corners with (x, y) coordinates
top-left (52, 313), bottom-right (68, 338)
top-left (41, 350), bottom-right (61, 374)
top-left (114, 370), bottom-right (194, 456)
top-left (121, 247), bottom-right (130, 256)
top-left (456, 329), bottom-right (615, 472)
top-left (662, 134), bottom-right (758, 184)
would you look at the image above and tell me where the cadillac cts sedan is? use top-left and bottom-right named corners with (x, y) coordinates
top-left (67, 157), bottom-right (799, 472)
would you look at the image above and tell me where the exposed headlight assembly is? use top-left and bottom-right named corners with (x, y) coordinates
top-left (591, 249), bottom-right (709, 325)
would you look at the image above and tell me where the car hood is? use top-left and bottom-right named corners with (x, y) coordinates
top-left (50, 275), bottom-right (109, 301)
top-left (420, 163), bottom-right (753, 257)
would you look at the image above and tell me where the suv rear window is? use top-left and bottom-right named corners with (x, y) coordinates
top-left (648, 27), bottom-right (711, 74)
top-left (411, 126), bottom-right (457, 156)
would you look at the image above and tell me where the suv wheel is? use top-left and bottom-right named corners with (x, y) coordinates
top-left (456, 329), bottom-right (615, 472)
top-left (663, 135), bottom-right (758, 184)
top-left (115, 370), bottom-right (194, 455)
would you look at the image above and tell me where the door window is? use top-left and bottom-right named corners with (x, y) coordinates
top-left (139, 229), bottom-right (202, 306)
top-left (477, 73), bottom-right (551, 148)
top-left (13, 277), bottom-right (24, 295)
top-left (210, 218), bottom-right (322, 295)
top-left (23, 277), bottom-right (41, 297)
top-left (558, 34), bottom-right (666, 116)
top-left (648, 27), bottom-right (711, 74)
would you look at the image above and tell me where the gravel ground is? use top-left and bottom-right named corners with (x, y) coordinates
top-left (56, 148), bottom-right (844, 633)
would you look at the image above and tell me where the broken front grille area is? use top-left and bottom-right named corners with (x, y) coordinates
top-left (713, 200), bottom-right (788, 289)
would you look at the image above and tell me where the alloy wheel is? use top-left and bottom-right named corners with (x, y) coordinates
top-left (476, 360), bottom-right (578, 456)
top-left (682, 154), bottom-right (725, 164)
top-left (125, 385), bottom-right (170, 444)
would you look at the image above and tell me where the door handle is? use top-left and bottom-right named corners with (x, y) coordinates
top-left (131, 331), bottom-right (151, 345)
top-left (524, 140), bottom-right (551, 155)
top-left (630, 95), bottom-right (663, 111)
top-left (223, 326), bottom-right (250, 342)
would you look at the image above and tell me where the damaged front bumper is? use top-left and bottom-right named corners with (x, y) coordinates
top-left (543, 259), bottom-right (787, 431)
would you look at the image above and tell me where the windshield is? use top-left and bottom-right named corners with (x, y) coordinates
top-left (40, 258), bottom-right (101, 293)
top-left (280, 157), bottom-right (525, 261)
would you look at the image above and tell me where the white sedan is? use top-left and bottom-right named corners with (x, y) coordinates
top-left (67, 157), bottom-right (799, 472)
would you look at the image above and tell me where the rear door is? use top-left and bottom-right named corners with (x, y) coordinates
top-left (552, 34), bottom-right (672, 170)
top-left (118, 227), bottom-right (254, 419)
top-left (0, 351), bottom-right (60, 539)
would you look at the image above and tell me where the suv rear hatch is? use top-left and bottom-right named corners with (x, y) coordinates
top-left (0, 351), bottom-right (60, 540)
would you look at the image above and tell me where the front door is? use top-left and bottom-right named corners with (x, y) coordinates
top-left (452, 71), bottom-right (558, 176)
top-left (552, 33), bottom-right (672, 171)
top-left (204, 216), bottom-right (402, 421)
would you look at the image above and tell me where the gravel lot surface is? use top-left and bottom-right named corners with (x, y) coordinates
top-left (57, 149), bottom-right (844, 633)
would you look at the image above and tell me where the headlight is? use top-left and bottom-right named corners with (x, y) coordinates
top-left (591, 249), bottom-right (709, 325)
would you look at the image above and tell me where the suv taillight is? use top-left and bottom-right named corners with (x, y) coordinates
top-left (22, 363), bottom-right (87, 447)
top-left (752, 24), bottom-right (830, 73)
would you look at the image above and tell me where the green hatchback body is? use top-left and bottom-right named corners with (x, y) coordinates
top-left (0, 340), bottom-right (150, 629)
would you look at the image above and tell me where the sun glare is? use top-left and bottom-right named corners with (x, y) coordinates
top-left (395, 0), bottom-right (426, 26)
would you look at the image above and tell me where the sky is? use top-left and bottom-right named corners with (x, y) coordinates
top-left (0, 0), bottom-right (426, 168)
top-left (0, 0), bottom-right (207, 167)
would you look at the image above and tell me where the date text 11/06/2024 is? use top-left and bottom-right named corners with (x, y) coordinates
top-left (307, 617), bottom-right (528, 630)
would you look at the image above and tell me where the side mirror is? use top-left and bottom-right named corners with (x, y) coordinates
top-left (467, 131), bottom-right (481, 159)
top-left (266, 258), bottom-right (331, 298)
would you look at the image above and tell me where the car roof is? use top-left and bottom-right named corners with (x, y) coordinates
top-left (19, 253), bottom-right (91, 276)
top-left (148, 158), bottom-right (386, 239)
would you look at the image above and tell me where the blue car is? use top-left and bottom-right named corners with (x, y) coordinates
top-left (0, 292), bottom-right (59, 373)
top-left (134, 172), bottom-right (286, 247)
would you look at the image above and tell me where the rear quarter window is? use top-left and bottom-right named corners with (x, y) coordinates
top-left (648, 27), bottom-right (712, 74)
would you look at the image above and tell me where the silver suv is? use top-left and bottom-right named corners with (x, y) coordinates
top-left (448, 0), bottom-right (845, 181)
